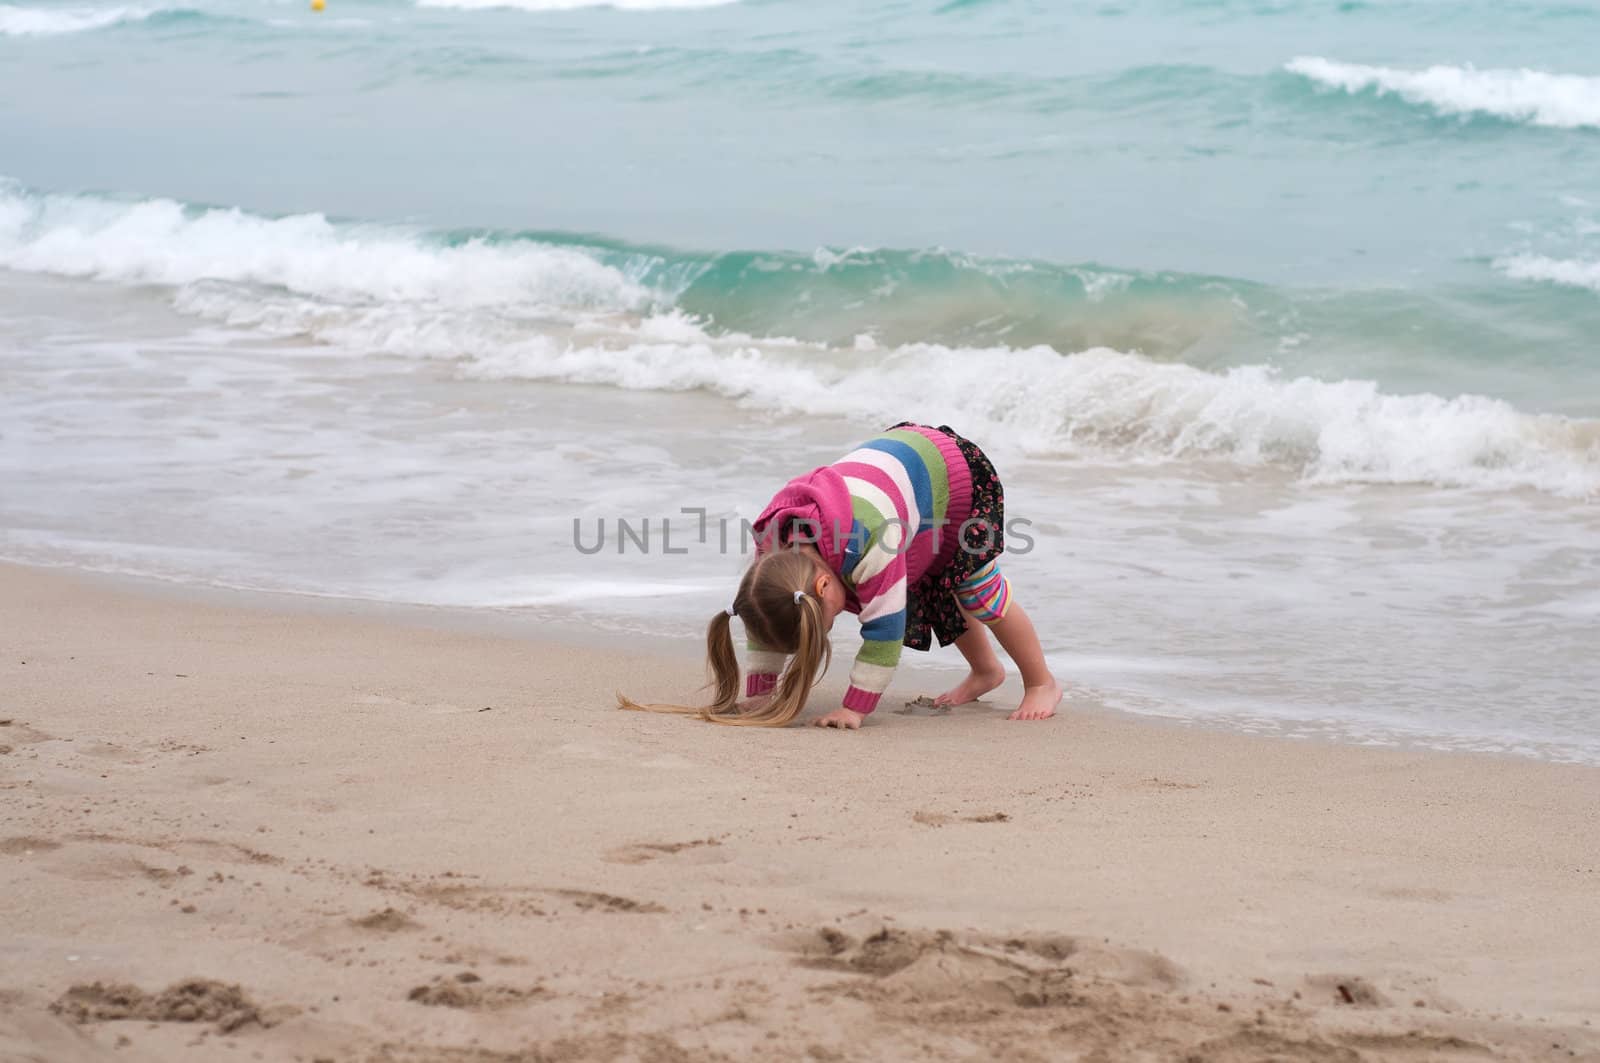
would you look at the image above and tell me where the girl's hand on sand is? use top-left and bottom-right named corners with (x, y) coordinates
top-left (814, 707), bottom-right (864, 730)
top-left (737, 695), bottom-right (773, 715)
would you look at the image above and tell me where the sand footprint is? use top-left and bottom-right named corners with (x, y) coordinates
top-left (782, 924), bottom-right (1184, 1007)
top-left (0, 836), bottom-right (62, 855)
top-left (407, 972), bottom-right (546, 1010)
top-left (603, 838), bottom-right (725, 866)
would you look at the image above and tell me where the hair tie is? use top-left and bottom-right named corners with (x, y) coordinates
top-left (793, 590), bottom-right (806, 604)
top-left (726, 604), bottom-right (737, 616)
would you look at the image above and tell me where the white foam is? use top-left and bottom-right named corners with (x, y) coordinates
top-left (416, 0), bottom-right (736, 11)
top-left (0, 3), bottom-right (156, 35)
top-left (0, 184), bottom-right (652, 313)
top-left (1287, 56), bottom-right (1600, 129)
top-left (219, 295), bottom-right (1584, 497)
top-left (458, 327), bottom-right (1600, 496)
top-left (1496, 253), bottom-right (1600, 294)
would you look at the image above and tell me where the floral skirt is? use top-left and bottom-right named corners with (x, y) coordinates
top-left (895, 423), bottom-right (1006, 652)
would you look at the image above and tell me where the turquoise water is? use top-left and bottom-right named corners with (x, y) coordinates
top-left (7, 0), bottom-right (1600, 411)
top-left (2, 0), bottom-right (1598, 760)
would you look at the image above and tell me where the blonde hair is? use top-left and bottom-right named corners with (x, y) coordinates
top-left (618, 548), bottom-right (832, 726)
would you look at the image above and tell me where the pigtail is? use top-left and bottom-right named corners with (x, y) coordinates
top-left (704, 609), bottom-right (741, 717)
top-left (765, 594), bottom-right (832, 727)
top-left (700, 594), bottom-right (830, 727)
top-left (619, 549), bottom-right (831, 726)
top-left (616, 609), bottom-right (743, 718)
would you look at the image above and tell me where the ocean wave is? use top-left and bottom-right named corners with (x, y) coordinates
top-left (0, 183), bottom-right (653, 314)
top-left (668, 246), bottom-right (1256, 356)
top-left (166, 281), bottom-right (1600, 497)
top-left (416, 0), bottom-right (738, 11)
top-left (1286, 57), bottom-right (1600, 129)
top-left (474, 324), bottom-right (1600, 498)
top-left (1496, 254), bottom-right (1600, 293)
top-left (3, 182), bottom-right (1595, 495)
top-left (0, 182), bottom-right (1261, 360)
top-left (0, 2), bottom-right (164, 35)
top-left (0, 181), bottom-right (1260, 357)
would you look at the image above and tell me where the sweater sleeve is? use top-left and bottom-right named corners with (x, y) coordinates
top-left (841, 531), bottom-right (909, 715)
top-left (745, 638), bottom-right (787, 698)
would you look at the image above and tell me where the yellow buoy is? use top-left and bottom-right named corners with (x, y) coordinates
top-left (310, 0), bottom-right (325, 11)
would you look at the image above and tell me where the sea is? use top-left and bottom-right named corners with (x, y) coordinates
top-left (2, 0), bottom-right (1597, 762)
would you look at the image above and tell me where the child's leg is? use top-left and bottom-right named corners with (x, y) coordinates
top-left (950, 561), bottom-right (1062, 721)
top-left (985, 602), bottom-right (1062, 720)
top-left (932, 622), bottom-right (1006, 707)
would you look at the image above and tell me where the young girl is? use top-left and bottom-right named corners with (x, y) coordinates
top-left (626, 422), bottom-right (1061, 729)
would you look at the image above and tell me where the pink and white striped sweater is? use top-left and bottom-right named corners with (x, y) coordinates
top-left (744, 425), bottom-right (973, 715)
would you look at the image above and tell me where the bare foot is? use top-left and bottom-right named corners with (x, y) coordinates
top-left (933, 664), bottom-right (1006, 707)
top-left (1008, 678), bottom-right (1062, 721)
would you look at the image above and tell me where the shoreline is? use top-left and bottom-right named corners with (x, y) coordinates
top-left (7, 557), bottom-right (1592, 771)
top-left (4, 560), bottom-right (1598, 1061)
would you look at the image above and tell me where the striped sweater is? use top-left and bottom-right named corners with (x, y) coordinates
top-left (745, 425), bottom-right (973, 715)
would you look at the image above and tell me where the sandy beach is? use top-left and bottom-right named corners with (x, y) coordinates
top-left (7, 1), bottom-right (1600, 1060)
top-left (2, 560), bottom-right (1597, 1062)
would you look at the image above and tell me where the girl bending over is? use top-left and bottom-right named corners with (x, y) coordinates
top-left (627, 422), bottom-right (1061, 729)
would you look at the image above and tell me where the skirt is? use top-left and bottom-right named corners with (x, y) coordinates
top-left (894, 423), bottom-right (1006, 652)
